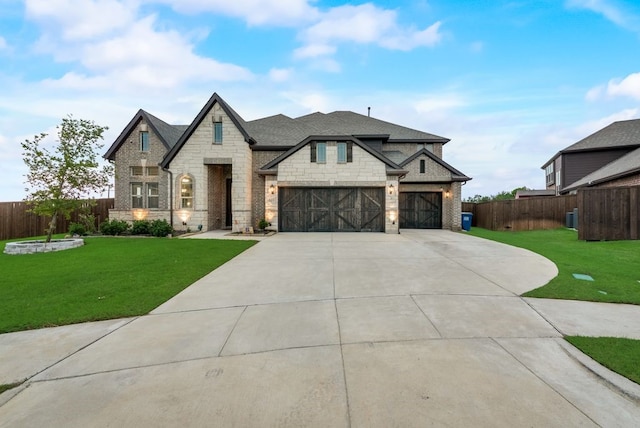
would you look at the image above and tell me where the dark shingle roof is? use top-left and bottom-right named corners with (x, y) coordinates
top-left (245, 114), bottom-right (323, 147)
top-left (565, 119), bottom-right (640, 152)
top-left (103, 109), bottom-right (187, 161)
top-left (564, 147), bottom-right (640, 191)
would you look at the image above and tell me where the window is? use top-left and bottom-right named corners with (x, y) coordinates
top-left (147, 183), bottom-right (159, 209)
top-left (146, 166), bottom-right (159, 176)
top-left (420, 159), bottom-right (426, 174)
top-left (130, 166), bottom-right (143, 176)
top-left (337, 142), bottom-right (347, 163)
top-left (140, 131), bottom-right (149, 151)
top-left (423, 143), bottom-right (434, 153)
top-left (545, 163), bottom-right (555, 185)
top-left (310, 142), bottom-right (327, 163)
top-left (181, 177), bottom-right (193, 209)
top-left (131, 183), bottom-right (143, 208)
top-left (214, 121), bottom-right (223, 144)
top-left (336, 142), bottom-right (353, 164)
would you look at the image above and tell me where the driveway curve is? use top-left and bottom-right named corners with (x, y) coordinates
top-left (1, 230), bottom-right (639, 427)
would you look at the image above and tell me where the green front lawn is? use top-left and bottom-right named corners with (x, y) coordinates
top-left (468, 228), bottom-right (640, 304)
top-left (0, 237), bottom-right (255, 333)
top-left (566, 336), bottom-right (640, 385)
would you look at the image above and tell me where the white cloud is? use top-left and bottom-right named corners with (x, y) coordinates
top-left (268, 68), bottom-right (293, 82)
top-left (25, 0), bottom-right (137, 41)
top-left (293, 44), bottom-right (336, 59)
top-left (0, 36), bottom-right (7, 50)
top-left (35, 14), bottom-right (253, 91)
top-left (605, 72), bottom-right (640, 99)
top-left (150, 0), bottom-right (319, 26)
top-left (586, 72), bottom-right (640, 101)
top-left (566, 0), bottom-right (640, 31)
top-left (298, 4), bottom-right (442, 57)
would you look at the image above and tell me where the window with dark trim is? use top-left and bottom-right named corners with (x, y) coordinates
top-left (214, 121), bottom-right (223, 144)
top-left (140, 131), bottom-right (149, 151)
top-left (337, 142), bottom-right (353, 163)
top-left (311, 142), bottom-right (327, 163)
top-left (420, 159), bottom-right (426, 174)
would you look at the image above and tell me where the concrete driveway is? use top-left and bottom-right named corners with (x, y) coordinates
top-left (1, 230), bottom-right (639, 427)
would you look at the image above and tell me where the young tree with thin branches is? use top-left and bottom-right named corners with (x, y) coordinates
top-left (22, 116), bottom-right (113, 242)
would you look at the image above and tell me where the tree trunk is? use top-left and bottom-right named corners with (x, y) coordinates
top-left (46, 211), bottom-right (58, 243)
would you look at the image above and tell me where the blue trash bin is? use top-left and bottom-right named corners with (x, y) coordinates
top-left (461, 212), bottom-right (473, 231)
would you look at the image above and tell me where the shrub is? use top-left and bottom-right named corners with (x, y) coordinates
top-left (150, 219), bottom-right (173, 237)
top-left (100, 219), bottom-right (130, 236)
top-left (68, 222), bottom-right (86, 236)
top-left (131, 220), bottom-right (151, 235)
top-left (258, 219), bottom-right (270, 230)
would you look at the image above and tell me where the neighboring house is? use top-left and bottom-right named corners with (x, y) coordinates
top-left (542, 119), bottom-right (640, 194)
top-left (104, 93), bottom-right (471, 233)
top-left (515, 189), bottom-right (555, 199)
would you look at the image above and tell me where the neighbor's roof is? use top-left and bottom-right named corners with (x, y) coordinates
top-left (563, 146), bottom-right (640, 191)
top-left (541, 118), bottom-right (640, 168)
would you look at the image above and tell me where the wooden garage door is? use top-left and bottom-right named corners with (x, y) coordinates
top-left (279, 188), bottom-right (385, 232)
top-left (399, 192), bottom-right (442, 229)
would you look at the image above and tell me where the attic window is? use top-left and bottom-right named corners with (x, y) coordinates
top-left (140, 131), bottom-right (149, 152)
top-left (420, 159), bottom-right (426, 174)
top-left (337, 142), bottom-right (353, 163)
top-left (214, 120), bottom-right (223, 144)
top-left (310, 142), bottom-right (326, 163)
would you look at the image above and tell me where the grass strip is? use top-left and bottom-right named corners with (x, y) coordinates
top-left (0, 237), bottom-right (255, 333)
top-left (566, 336), bottom-right (640, 385)
top-left (467, 228), bottom-right (640, 304)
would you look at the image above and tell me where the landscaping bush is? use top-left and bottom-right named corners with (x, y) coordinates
top-left (131, 220), bottom-right (152, 235)
top-left (68, 222), bottom-right (86, 236)
top-left (100, 219), bottom-right (130, 236)
top-left (150, 219), bottom-right (173, 237)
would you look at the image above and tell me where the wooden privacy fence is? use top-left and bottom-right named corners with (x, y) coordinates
top-left (578, 186), bottom-right (640, 241)
top-left (0, 198), bottom-right (114, 241)
top-left (462, 195), bottom-right (577, 231)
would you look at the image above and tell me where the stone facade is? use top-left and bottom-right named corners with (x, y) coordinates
top-left (252, 150), bottom-right (284, 228)
top-left (401, 154), bottom-right (453, 182)
top-left (169, 104), bottom-right (253, 232)
top-left (274, 142), bottom-right (399, 233)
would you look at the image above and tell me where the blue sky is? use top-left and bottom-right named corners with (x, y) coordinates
top-left (1, 0), bottom-right (639, 201)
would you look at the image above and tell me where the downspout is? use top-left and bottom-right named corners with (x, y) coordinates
top-left (162, 167), bottom-right (174, 229)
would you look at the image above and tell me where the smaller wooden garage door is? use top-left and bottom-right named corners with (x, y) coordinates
top-left (279, 187), bottom-right (385, 232)
top-left (399, 192), bottom-right (442, 229)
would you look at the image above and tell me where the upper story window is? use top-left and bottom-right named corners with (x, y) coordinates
top-left (130, 166), bottom-right (143, 176)
top-left (140, 131), bottom-right (149, 152)
top-left (337, 142), bottom-right (353, 164)
top-left (545, 163), bottom-right (555, 185)
top-left (420, 159), bottom-right (426, 173)
top-left (310, 142), bottom-right (327, 163)
top-left (146, 166), bottom-right (159, 176)
top-left (422, 143), bottom-right (434, 153)
top-left (181, 176), bottom-right (193, 209)
top-left (214, 121), bottom-right (223, 144)
top-left (130, 166), bottom-right (159, 176)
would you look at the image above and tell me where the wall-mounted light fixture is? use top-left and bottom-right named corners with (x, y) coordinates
top-left (388, 184), bottom-right (395, 195)
top-left (445, 190), bottom-right (451, 198)
top-left (389, 211), bottom-right (397, 225)
top-left (269, 184), bottom-right (276, 195)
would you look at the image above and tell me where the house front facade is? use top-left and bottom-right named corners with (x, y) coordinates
top-left (104, 93), bottom-right (471, 233)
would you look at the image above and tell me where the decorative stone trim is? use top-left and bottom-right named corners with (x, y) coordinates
top-left (4, 239), bottom-right (84, 255)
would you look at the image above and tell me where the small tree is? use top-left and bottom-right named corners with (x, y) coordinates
top-left (22, 116), bottom-right (113, 242)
